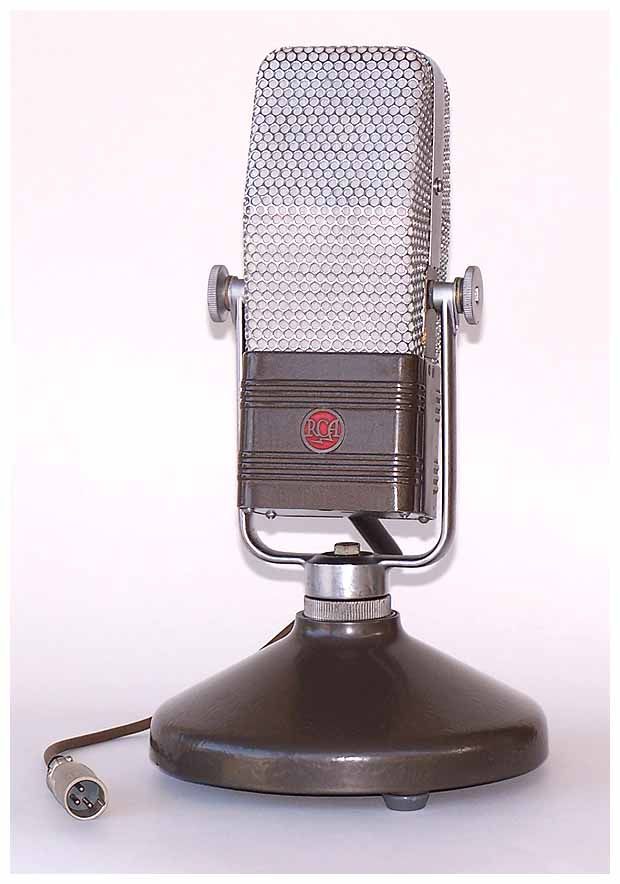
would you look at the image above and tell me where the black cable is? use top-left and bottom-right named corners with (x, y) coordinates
top-left (348, 514), bottom-right (403, 557)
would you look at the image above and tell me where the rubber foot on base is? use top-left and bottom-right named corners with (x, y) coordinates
top-left (383, 793), bottom-right (430, 811)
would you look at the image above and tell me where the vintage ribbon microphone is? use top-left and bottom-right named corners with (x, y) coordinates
top-left (102, 45), bottom-right (541, 814)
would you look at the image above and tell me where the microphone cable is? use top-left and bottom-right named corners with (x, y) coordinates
top-left (43, 621), bottom-right (295, 820)
top-left (43, 517), bottom-right (398, 818)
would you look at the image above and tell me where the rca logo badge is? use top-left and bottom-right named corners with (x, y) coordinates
top-left (301, 408), bottom-right (345, 453)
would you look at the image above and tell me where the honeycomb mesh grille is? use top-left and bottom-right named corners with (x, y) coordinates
top-left (243, 46), bottom-right (446, 355)
top-left (435, 79), bottom-right (451, 357)
top-left (439, 80), bottom-right (451, 283)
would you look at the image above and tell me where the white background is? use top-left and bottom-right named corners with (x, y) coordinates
top-left (11, 10), bottom-right (609, 874)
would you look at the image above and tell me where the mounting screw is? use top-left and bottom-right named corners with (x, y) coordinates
top-left (333, 542), bottom-right (360, 556)
top-left (459, 266), bottom-right (483, 326)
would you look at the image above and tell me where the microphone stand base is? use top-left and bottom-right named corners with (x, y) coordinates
top-left (150, 612), bottom-right (548, 808)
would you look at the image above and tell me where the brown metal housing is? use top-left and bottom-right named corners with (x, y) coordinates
top-left (150, 611), bottom-right (548, 798)
top-left (238, 352), bottom-right (440, 518)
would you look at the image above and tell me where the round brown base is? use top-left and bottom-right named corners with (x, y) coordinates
top-left (150, 612), bottom-right (548, 799)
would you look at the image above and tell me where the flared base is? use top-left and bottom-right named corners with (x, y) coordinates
top-left (150, 612), bottom-right (547, 805)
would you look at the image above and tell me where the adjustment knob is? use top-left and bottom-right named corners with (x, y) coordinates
top-left (207, 264), bottom-right (231, 323)
top-left (460, 266), bottom-right (483, 325)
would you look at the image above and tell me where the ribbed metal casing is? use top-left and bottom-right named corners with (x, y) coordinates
top-left (238, 350), bottom-right (440, 518)
top-left (304, 595), bottom-right (392, 621)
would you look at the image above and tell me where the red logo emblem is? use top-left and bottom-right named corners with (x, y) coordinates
top-left (301, 408), bottom-right (345, 453)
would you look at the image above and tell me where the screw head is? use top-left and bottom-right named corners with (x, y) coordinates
top-left (333, 542), bottom-right (360, 556)
top-left (461, 265), bottom-right (483, 325)
top-left (207, 264), bottom-right (231, 323)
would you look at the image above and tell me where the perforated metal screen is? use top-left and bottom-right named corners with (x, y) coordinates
top-left (243, 46), bottom-right (449, 355)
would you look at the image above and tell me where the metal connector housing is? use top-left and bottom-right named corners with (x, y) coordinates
top-left (46, 755), bottom-right (108, 820)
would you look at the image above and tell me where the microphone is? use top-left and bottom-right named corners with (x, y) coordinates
top-left (149, 44), bottom-right (546, 812)
top-left (207, 45), bottom-right (481, 562)
top-left (43, 45), bottom-right (547, 818)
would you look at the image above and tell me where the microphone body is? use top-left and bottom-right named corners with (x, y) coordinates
top-left (238, 46), bottom-right (449, 520)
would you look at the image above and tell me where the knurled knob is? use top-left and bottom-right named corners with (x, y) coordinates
top-left (460, 265), bottom-right (483, 325)
top-left (304, 595), bottom-right (392, 622)
top-left (207, 264), bottom-right (231, 323)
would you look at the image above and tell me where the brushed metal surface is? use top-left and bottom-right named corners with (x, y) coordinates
top-left (304, 552), bottom-right (388, 600)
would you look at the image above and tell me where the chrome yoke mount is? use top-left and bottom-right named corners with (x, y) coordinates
top-left (207, 262), bottom-right (484, 582)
